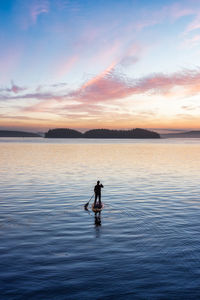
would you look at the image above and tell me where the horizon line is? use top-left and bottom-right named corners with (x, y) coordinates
top-left (0, 126), bottom-right (200, 134)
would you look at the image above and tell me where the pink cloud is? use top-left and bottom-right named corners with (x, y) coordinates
top-left (10, 81), bottom-right (26, 93)
top-left (81, 61), bottom-right (117, 90)
top-left (185, 14), bottom-right (200, 33)
top-left (167, 3), bottom-right (194, 20)
top-left (132, 2), bottom-right (196, 35)
top-left (0, 47), bottom-right (23, 82)
top-left (182, 33), bottom-right (200, 48)
top-left (69, 67), bottom-right (200, 103)
top-left (0, 81), bottom-right (26, 94)
top-left (55, 55), bottom-right (79, 78)
top-left (23, 99), bottom-right (56, 113)
top-left (89, 40), bottom-right (121, 64)
top-left (17, 0), bottom-right (49, 29)
top-left (3, 67), bottom-right (200, 116)
top-left (119, 43), bottom-right (142, 67)
top-left (71, 73), bottom-right (129, 102)
top-left (30, 0), bottom-right (49, 24)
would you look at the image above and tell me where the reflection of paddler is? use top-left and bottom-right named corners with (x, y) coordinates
top-left (95, 212), bottom-right (101, 226)
top-left (94, 180), bottom-right (104, 208)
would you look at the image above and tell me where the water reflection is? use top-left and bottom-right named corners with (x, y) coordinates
top-left (84, 200), bottom-right (102, 226)
top-left (84, 203), bottom-right (102, 238)
top-left (1, 139), bottom-right (200, 299)
top-left (94, 211), bottom-right (101, 226)
top-left (94, 212), bottom-right (101, 238)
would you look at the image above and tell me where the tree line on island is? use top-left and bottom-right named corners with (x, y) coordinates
top-left (0, 130), bottom-right (40, 137)
top-left (45, 128), bottom-right (160, 138)
top-left (1, 128), bottom-right (200, 138)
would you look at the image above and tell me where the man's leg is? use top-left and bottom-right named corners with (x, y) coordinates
top-left (94, 193), bottom-right (97, 207)
top-left (99, 194), bottom-right (101, 207)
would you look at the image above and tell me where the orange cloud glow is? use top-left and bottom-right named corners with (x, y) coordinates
top-left (1, 66), bottom-right (200, 131)
top-left (68, 67), bottom-right (200, 104)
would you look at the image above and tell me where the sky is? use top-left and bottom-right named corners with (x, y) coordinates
top-left (0, 0), bottom-right (200, 133)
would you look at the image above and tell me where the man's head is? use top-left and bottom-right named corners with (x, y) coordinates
top-left (97, 180), bottom-right (100, 184)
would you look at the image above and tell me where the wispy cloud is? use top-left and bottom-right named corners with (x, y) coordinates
top-left (55, 55), bottom-right (79, 78)
top-left (17, 0), bottom-right (49, 29)
top-left (132, 2), bottom-right (194, 33)
top-left (0, 81), bottom-right (26, 94)
top-left (10, 81), bottom-right (26, 93)
top-left (183, 34), bottom-right (200, 48)
top-left (185, 12), bottom-right (200, 34)
top-left (2, 66), bottom-right (200, 119)
top-left (30, 0), bottom-right (49, 24)
top-left (68, 67), bottom-right (200, 104)
top-left (167, 2), bottom-right (194, 20)
top-left (0, 46), bottom-right (23, 82)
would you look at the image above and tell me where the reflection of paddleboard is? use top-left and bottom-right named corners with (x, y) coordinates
top-left (92, 203), bottom-right (104, 213)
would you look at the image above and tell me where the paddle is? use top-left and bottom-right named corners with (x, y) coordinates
top-left (84, 194), bottom-right (94, 210)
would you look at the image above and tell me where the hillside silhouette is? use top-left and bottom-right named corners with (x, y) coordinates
top-left (161, 131), bottom-right (200, 138)
top-left (45, 128), bottom-right (160, 139)
top-left (45, 128), bottom-right (82, 138)
top-left (0, 130), bottom-right (41, 137)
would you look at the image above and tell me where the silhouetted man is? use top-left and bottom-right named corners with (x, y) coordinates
top-left (94, 180), bottom-right (104, 208)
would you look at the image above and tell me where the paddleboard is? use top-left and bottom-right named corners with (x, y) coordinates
top-left (92, 203), bottom-right (104, 213)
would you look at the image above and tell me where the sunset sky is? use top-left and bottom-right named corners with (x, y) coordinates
top-left (0, 0), bottom-right (200, 133)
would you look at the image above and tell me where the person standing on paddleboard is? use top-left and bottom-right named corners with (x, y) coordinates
top-left (94, 181), bottom-right (104, 208)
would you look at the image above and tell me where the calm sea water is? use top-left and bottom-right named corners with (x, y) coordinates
top-left (1, 138), bottom-right (200, 299)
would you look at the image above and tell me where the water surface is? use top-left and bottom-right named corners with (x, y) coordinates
top-left (1, 138), bottom-right (200, 299)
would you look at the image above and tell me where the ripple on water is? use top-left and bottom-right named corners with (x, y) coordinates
top-left (1, 140), bottom-right (200, 299)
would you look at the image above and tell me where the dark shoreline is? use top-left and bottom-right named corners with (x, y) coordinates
top-left (0, 130), bottom-right (41, 138)
top-left (45, 128), bottom-right (160, 139)
top-left (1, 129), bottom-right (200, 138)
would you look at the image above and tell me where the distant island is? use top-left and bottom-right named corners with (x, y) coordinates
top-left (2, 129), bottom-right (199, 139)
top-left (0, 130), bottom-right (41, 137)
top-left (161, 131), bottom-right (200, 138)
top-left (45, 128), bottom-right (160, 139)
